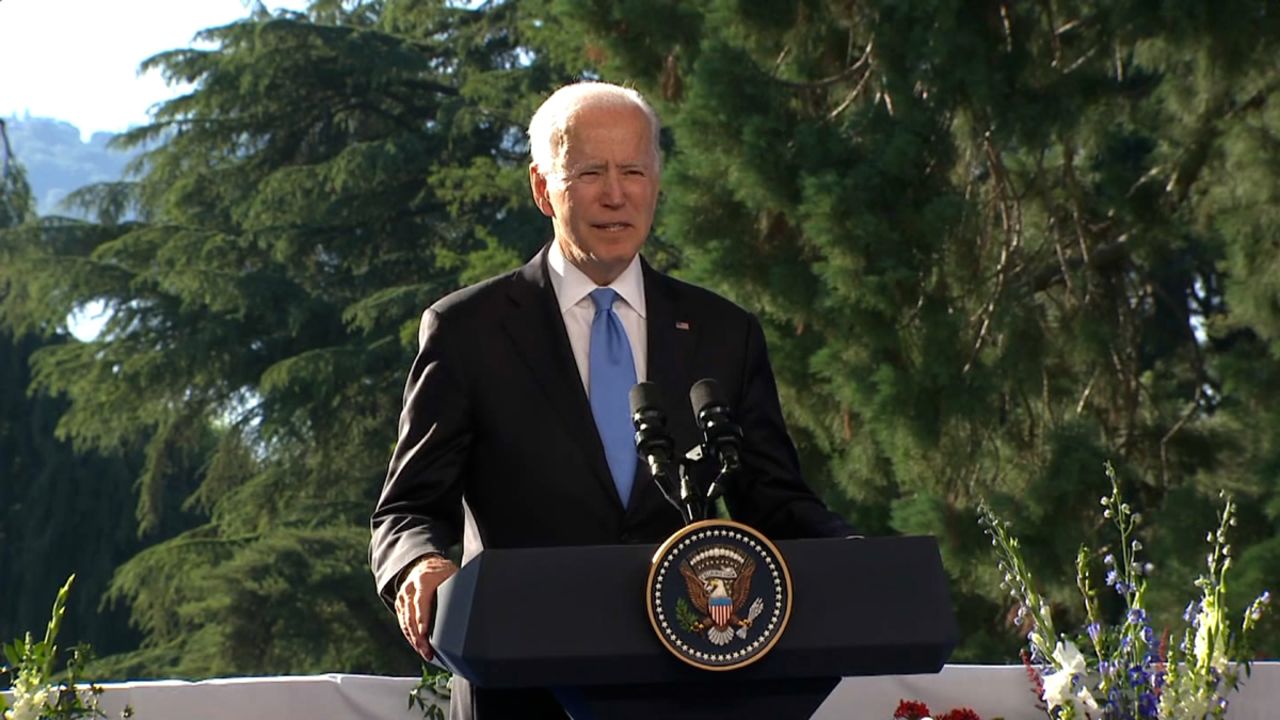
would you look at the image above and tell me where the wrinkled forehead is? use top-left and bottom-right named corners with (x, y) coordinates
top-left (554, 104), bottom-right (659, 169)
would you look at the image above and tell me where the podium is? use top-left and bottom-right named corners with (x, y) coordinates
top-left (430, 536), bottom-right (957, 719)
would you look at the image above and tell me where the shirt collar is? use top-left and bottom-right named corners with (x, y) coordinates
top-left (547, 240), bottom-right (647, 318)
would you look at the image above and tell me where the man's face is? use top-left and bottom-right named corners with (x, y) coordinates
top-left (530, 103), bottom-right (660, 285)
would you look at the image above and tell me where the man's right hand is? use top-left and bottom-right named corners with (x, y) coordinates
top-left (394, 553), bottom-right (459, 660)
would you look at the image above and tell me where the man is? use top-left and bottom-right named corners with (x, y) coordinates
top-left (370, 81), bottom-right (852, 719)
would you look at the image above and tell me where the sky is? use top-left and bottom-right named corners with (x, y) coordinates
top-left (1, 0), bottom-right (307, 139)
top-left (1, 0), bottom-right (307, 339)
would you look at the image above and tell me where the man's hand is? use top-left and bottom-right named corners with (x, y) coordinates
top-left (394, 553), bottom-right (459, 660)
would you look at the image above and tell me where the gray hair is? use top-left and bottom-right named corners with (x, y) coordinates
top-left (527, 81), bottom-right (662, 174)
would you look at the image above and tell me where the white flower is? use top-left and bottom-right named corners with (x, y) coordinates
top-left (1193, 595), bottom-right (1229, 673)
top-left (1042, 667), bottom-right (1075, 708)
top-left (1078, 687), bottom-right (1100, 712)
top-left (1042, 641), bottom-right (1099, 714)
top-left (1052, 639), bottom-right (1088, 674)
top-left (5, 688), bottom-right (45, 720)
top-left (3, 669), bottom-right (50, 720)
top-left (1159, 690), bottom-right (1213, 720)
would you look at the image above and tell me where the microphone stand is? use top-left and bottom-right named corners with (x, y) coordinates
top-left (703, 449), bottom-right (740, 507)
top-left (673, 445), bottom-right (743, 523)
top-left (677, 447), bottom-right (707, 523)
top-left (648, 468), bottom-right (689, 524)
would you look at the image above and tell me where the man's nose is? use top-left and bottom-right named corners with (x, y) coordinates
top-left (600, 168), bottom-right (625, 206)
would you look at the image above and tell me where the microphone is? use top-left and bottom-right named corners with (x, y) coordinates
top-left (630, 382), bottom-right (677, 486)
top-left (689, 378), bottom-right (743, 502)
top-left (631, 382), bottom-right (697, 522)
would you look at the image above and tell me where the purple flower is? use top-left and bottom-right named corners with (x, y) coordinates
top-left (1138, 691), bottom-right (1159, 717)
top-left (1251, 591), bottom-right (1272, 621)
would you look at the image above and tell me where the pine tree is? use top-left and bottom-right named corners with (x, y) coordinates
top-left (7, 0), bottom-right (1276, 670)
top-left (1, 1), bottom-right (576, 676)
top-left (546, 0), bottom-right (1280, 657)
top-left (1, 121), bottom-right (156, 666)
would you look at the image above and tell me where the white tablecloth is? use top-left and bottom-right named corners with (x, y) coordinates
top-left (13, 664), bottom-right (1279, 719)
top-left (822, 663), bottom-right (1278, 719)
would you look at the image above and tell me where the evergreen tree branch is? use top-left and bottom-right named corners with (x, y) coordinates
top-left (766, 37), bottom-right (875, 90)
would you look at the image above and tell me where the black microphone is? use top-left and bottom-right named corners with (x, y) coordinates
top-left (630, 382), bottom-right (687, 519)
top-left (689, 378), bottom-right (743, 502)
top-left (630, 382), bottom-right (676, 481)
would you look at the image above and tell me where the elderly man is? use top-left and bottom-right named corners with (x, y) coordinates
top-left (370, 81), bottom-right (852, 719)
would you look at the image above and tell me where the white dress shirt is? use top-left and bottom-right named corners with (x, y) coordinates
top-left (546, 240), bottom-right (648, 391)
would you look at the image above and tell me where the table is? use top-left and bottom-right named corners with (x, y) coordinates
top-left (11, 664), bottom-right (1278, 719)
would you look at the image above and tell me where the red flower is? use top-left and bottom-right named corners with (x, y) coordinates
top-left (894, 699), bottom-right (932, 720)
top-left (1021, 648), bottom-right (1045, 702)
top-left (937, 709), bottom-right (982, 720)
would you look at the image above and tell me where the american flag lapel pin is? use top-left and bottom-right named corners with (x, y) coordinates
top-left (675, 321), bottom-right (690, 331)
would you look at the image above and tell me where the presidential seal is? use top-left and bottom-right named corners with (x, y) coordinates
top-left (646, 519), bottom-right (792, 671)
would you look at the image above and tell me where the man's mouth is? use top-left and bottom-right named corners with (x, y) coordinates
top-left (593, 222), bottom-right (632, 232)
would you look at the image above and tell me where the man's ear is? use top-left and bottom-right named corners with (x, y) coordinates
top-left (529, 164), bottom-right (554, 218)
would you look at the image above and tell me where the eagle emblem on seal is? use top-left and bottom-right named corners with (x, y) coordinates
top-left (678, 545), bottom-right (766, 646)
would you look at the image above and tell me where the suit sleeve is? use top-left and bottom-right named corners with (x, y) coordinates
top-left (369, 307), bottom-right (470, 607)
top-left (724, 313), bottom-right (855, 539)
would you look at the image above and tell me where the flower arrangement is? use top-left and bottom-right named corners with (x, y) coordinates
top-left (979, 463), bottom-right (1271, 719)
top-left (0, 576), bottom-right (129, 720)
top-left (893, 698), bottom-right (983, 720)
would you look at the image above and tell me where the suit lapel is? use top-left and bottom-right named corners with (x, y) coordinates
top-left (501, 247), bottom-right (623, 508)
top-left (627, 261), bottom-right (700, 516)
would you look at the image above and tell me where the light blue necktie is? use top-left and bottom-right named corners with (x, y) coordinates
top-left (588, 288), bottom-right (638, 507)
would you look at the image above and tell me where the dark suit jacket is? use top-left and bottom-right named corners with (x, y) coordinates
top-left (370, 246), bottom-right (850, 605)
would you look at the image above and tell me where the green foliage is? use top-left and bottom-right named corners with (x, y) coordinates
top-left (675, 597), bottom-right (701, 633)
top-left (0, 0), bottom-right (575, 676)
top-left (408, 665), bottom-right (450, 720)
top-left (5, 0), bottom-right (1280, 676)
top-left (549, 0), bottom-right (1280, 659)
top-left (1, 124), bottom-right (156, 672)
top-left (1, 121), bottom-right (34, 227)
top-left (102, 525), bottom-right (397, 676)
top-left (979, 465), bottom-right (1271, 719)
top-left (0, 576), bottom-right (129, 720)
